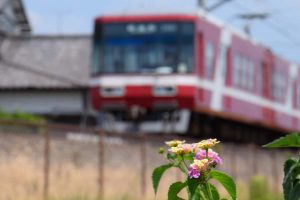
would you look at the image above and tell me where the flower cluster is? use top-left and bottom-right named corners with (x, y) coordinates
top-left (154, 137), bottom-right (236, 200)
top-left (168, 143), bottom-right (193, 155)
top-left (165, 139), bottom-right (222, 179)
top-left (165, 140), bottom-right (185, 147)
top-left (196, 138), bottom-right (219, 149)
top-left (188, 159), bottom-right (209, 178)
top-left (195, 149), bottom-right (222, 165)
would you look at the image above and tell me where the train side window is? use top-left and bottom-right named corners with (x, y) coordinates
top-left (270, 71), bottom-right (277, 100)
top-left (248, 60), bottom-right (254, 90)
top-left (220, 44), bottom-right (228, 78)
top-left (297, 80), bottom-right (300, 108)
top-left (247, 59), bottom-right (254, 90)
top-left (241, 56), bottom-right (248, 89)
top-left (280, 74), bottom-right (286, 100)
top-left (270, 70), bottom-right (286, 101)
top-left (257, 63), bottom-right (264, 95)
top-left (205, 41), bottom-right (214, 79)
top-left (234, 54), bottom-right (254, 90)
top-left (233, 54), bottom-right (240, 86)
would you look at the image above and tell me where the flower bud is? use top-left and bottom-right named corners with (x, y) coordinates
top-left (158, 147), bottom-right (164, 154)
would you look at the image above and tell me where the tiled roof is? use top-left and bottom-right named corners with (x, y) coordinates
top-left (0, 35), bottom-right (91, 89)
top-left (0, 0), bottom-right (7, 8)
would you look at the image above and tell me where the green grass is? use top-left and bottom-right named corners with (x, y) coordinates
top-left (249, 175), bottom-right (283, 200)
top-left (0, 109), bottom-right (45, 123)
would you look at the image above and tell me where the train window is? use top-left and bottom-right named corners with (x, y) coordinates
top-left (297, 81), bottom-right (300, 108)
top-left (94, 22), bottom-right (195, 74)
top-left (270, 70), bottom-right (286, 101)
top-left (241, 56), bottom-right (248, 88)
top-left (233, 54), bottom-right (254, 90)
top-left (246, 59), bottom-right (255, 90)
top-left (205, 41), bottom-right (214, 79)
top-left (257, 63), bottom-right (263, 94)
top-left (233, 54), bottom-right (240, 86)
top-left (220, 44), bottom-right (228, 78)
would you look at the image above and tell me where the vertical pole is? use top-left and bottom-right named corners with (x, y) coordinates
top-left (140, 134), bottom-right (147, 198)
top-left (271, 150), bottom-right (278, 192)
top-left (231, 145), bottom-right (237, 180)
top-left (98, 130), bottom-right (104, 199)
top-left (198, 0), bottom-right (206, 10)
top-left (43, 126), bottom-right (50, 200)
top-left (251, 144), bottom-right (258, 175)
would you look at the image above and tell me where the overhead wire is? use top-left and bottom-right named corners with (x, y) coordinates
top-left (233, 1), bottom-right (300, 47)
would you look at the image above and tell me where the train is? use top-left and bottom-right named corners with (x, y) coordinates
top-left (90, 11), bottom-right (300, 141)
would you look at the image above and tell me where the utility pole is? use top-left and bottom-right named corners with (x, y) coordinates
top-left (197, 0), bottom-right (206, 10)
top-left (198, 0), bottom-right (234, 12)
top-left (236, 13), bottom-right (270, 36)
top-left (207, 0), bottom-right (233, 12)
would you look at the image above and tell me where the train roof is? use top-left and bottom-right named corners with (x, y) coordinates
top-left (95, 12), bottom-right (298, 68)
top-left (96, 13), bottom-right (262, 46)
top-left (95, 14), bottom-right (196, 23)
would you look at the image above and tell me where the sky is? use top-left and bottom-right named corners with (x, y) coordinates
top-left (23, 0), bottom-right (300, 64)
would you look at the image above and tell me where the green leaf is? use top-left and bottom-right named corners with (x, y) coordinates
top-left (209, 183), bottom-right (220, 200)
top-left (190, 186), bottom-right (202, 200)
top-left (152, 163), bottom-right (173, 194)
top-left (201, 183), bottom-right (220, 200)
top-left (284, 158), bottom-right (298, 175)
top-left (183, 153), bottom-right (195, 162)
top-left (199, 184), bottom-right (209, 199)
top-left (263, 133), bottom-right (300, 148)
top-left (288, 182), bottom-right (300, 200)
top-left (167, 153), bottom-right (178, 160)
top-left (187, 178), bottom-right (200, 197)
top-left (283, 158), bottom-right (298, 200)
top-left (168, 181), bottom-right (186, 200)
top-left (211, 170), bottom-right (236, 200)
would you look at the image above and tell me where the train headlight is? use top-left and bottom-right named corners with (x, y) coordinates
top-left (100, 86), bottom-right (124, 97)
top-left (153, 86), bottom-right (176, 97)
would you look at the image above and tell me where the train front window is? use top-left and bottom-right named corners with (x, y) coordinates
top-left (92, 22), bottom-right (194, 74)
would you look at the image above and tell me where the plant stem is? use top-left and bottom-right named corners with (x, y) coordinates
top-left (204, 182), bottom-right (214, 200)
top-left (181, 155), bottom-right (189, 170)
top-left (179, 162), bottom-right (188, 174)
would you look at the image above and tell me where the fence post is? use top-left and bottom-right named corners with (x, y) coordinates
top-left (140, 134), bottom-right (147, 198)
top-left (251, 144), bottom-right (258, 175)
top-left (271, 150), bottom-right (279, 192)
top-left (98, 130), bottom-right (105, 199)
top-left (43, 126), bottom-right (50, 200)
top-left (231, 145), bottom-right (237, 180)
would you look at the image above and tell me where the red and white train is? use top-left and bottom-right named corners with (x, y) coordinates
top-left (90, 12), bottom-right (300, 137)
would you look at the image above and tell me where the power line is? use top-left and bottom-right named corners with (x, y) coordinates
top-left (197, 0), bottom-right (234, 12)
top-left (207, 0), bottom-right (234, 12)
top-left (233, 1), bottom-right (300, 47)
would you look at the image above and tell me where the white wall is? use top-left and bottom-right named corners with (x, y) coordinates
top-left (0, 90), bottom-right (84, 115)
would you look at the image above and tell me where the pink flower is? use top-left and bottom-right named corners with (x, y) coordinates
top-left (195, 149), bottom-right (222, 165)
top-left (188, 159), bottom-right (209, 179)
top-left (188, 167), bottom-right (201, 178)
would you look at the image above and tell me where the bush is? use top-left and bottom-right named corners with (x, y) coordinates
top-left (263, 133), bottom-right (300, 200)
top-left (249, 175), bottom-right (282, 200)
top-left (0, 109), bottom-right (45, 123)
top-left (0, 109), bottom-right (45, 134)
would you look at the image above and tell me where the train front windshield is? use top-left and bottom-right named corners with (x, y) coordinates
top-left (92, 22), bottom-right (194, 74)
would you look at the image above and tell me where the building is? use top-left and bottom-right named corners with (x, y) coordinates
top-left (0, 0), bottom-right (31, 35)
top-left (0, 35), bottom-right (94, 124)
